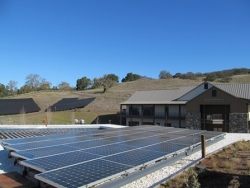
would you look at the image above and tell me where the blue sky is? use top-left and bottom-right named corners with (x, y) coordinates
top-left (1, 0), bottom-right (249, 88)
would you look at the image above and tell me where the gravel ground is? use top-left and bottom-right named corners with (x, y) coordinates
top-left (122, 133), bottom-right (250, 188)
top-left (0, 133), bottom-right (249, 188)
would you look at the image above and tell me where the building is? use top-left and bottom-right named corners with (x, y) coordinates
top-left (119, 82), bottom-right (250, 133)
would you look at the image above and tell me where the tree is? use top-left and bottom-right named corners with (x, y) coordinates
top-left (58, 82), bottom-right (72, 90)
top-left (159, 70), bottom-right (172, 79)
top-left (203, 74), bottom-right (216, 82)
top-left (173, 73), bottom-right (182, 78)
top-left (219, 76), bottom-right (232, 83)
top-left (7, 80), bottom-right (18, 95)
top-left (76, 77), bottom-right (92, 90)
top-left (185, 72), bottom-right (198, 80)
top-left (0, 83), bottom-right (8, 97)
top-left (25, 74), bottom-right (42, 91)
top-left (17, 85), bottom-right (32, 94)
top-left (93, 74), bottom-right (119, 92)
top-left (121, 73), bottom-right (141, 82)
top-left (39, 79), bottom-right (51, 90)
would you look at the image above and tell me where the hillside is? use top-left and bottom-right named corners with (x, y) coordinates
top-left (0, 75), bottom-right (249, 125)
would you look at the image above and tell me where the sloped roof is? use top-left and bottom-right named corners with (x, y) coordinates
top-left (121, 86), bottom-right (195, 104)
top-left (121, 83), bottom-right (250, 105)
top-left (214, 83), bottom-right (250, 99)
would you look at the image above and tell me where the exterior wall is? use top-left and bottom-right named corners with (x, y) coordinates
top-left (186, 112), bottom-right (201, 130)
top-left (229, 113), bottom-right (248, 133)
top-left (181, 105), bottom-right (186, 115)
top-left (186, 86), bottom-right (247, 113)
top-left (178, 83), bottom-right (213, 101)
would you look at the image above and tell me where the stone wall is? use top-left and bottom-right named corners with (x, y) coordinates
top-left (186, 112), bottom-right (201, 130)
top-left (229, 113), bottom-right (248, 133)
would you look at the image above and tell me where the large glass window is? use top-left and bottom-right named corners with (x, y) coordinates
top-left (129, 107), bottom-right (139, 115)
top-left (143, 107), bottom-right (154, 116)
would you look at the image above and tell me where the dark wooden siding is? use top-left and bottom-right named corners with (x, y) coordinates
top-left (187, 86), bottom-right (247, 113)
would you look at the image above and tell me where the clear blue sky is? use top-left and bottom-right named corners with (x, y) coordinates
top-left (1, 0), bottom-right (250, 88)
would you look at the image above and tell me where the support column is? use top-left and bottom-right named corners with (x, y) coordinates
top-left (130, 105), bottom-right (132, 126)
top-left (141, 105), bottom-right (143, 125)
top-left (224, 106), bottom-right (226, 132)
top-left (179, 105), bottom-right (181, 128)
top-left (165, 105), bottom-right (168, 127)
top-left (203, 105), bottom-right (206, 130)
top-left (153, 105), bottom-right (155, 125)
top-left (120, 105), bottom-right (122, 125)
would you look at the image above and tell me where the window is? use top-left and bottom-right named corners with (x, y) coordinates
top-left (129, 107), bottom-right (139, 115)
top-left (143, 107), bottom-right (154, 116)
top-left (204, 83), bottom-right (208, 89)
top-left (212, 90), bottom-right (217, 97)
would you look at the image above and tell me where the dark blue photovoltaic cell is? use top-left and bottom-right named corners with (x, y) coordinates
top-left (119, 137), bottom-right (166, 147)
top-left (103, 148), bottom-right (166, 166)
top-left (65, 139), bottom-right (115, 149)
top-left (6, 136), bottom-right (95, 151)
top-left (21, 151), bottom-right (101, 172)
top-left (3, 131), bottom-right (88, 145)
top-left (84, 143), bottom-right (137, 156)
top-left (13, 145), bottom-right (81, 159)
top-left (35, 159), bottom-right (132, 188)
top-left (140, 142), bottom-right (188, 154)
top-left (172, 135), bottom-right (202, 145)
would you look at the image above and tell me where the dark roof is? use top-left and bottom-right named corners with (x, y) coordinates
top-left (214, 83), bottom-right (250, 99)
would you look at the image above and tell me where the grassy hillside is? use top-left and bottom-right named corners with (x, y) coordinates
top-left (0, 75), bottom-right (249, 125)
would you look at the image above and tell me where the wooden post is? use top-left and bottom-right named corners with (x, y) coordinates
top-left (201, 134), bottom-right (206, 158)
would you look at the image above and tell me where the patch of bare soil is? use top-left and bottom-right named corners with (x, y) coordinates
top-left (159, 140), bottom-right (250, 188)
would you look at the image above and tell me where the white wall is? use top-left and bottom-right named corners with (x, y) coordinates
top-left (178, 83), bottom-right (213, 101)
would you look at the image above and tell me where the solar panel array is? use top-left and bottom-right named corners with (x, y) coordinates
top-left (48, 97), bottom-right (95, 111)
top-left (0, 127), bottom-right (98, 140)
top-left (1, 126), bottom-right (225, 188)
top-left (0, 98), bottom-right (40, 115)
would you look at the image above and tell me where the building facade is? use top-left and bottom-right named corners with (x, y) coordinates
top-left (120, 82), bottom-right (250, 133)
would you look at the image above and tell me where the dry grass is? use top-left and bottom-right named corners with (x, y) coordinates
top-left (161, 140), bottom-right (250, 188)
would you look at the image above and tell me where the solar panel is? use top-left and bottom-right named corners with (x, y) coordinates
top-left (83, 143), bottom-right (137, 156)
top-left (103, 148), bottom-right (166, 167)
top-left (20, 151), bottom-right (101, 172)
top-left (65, 139), bottom-right (115, 150)
top-left (141, 142), bottom-right (188, 154)
top-left (4, 126), bottom-right (226, 188)
top-left (0, 98), bottom-right (40, 115)
top-left (35, 159), bottom-right (132, 188)
top-left (2, 131), bottom-right (87, 145)
top-left (49, 97), bottom-right (96, 111)
top-left (12, 145), bottom-right (82, 159)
